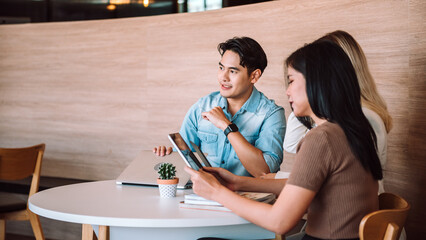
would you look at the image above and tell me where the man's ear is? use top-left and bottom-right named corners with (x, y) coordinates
top-left (250, 69), bottom-right (262, 84)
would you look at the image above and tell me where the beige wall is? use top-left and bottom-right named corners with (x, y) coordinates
top-left (1, 0), bottom-right (425, 238)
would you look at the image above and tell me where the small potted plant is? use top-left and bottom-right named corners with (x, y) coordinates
top-left (157, 163), bottom-right (179, 198)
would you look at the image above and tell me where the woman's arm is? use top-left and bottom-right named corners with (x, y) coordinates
top-left (220, 184), bottom-right (314, 235)
top-left (185, 167), bottom-right (315, 235)
top-left (237, 175), bottom-right (287, 196)
top-left (203, 167), bottom-right (286, 196)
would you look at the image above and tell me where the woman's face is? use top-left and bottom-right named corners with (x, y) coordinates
top-left (286, 66), bottom-right (311, 117)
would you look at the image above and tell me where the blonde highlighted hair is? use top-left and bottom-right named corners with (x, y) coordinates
top-left (320, 30), bottom-right (393, 132)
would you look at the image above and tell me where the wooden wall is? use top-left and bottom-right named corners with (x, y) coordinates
top-left (0, 0), bottom-right (424, 238)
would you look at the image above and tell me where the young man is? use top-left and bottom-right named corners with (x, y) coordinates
top-left (154, 37), bottom-right (285, 177)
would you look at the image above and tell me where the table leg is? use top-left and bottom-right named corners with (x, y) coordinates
top-left (275, 234), bottom-right (285, 240)
top-left (98, 226), bottom-right (110, 240)
top-left (82, 224), bottom-right (97, 240)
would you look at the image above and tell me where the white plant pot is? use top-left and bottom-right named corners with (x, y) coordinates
top-left (157, 178), bottom-right (179, 198)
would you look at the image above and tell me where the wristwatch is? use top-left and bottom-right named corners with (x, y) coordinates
top-left (224, 123), bottom-right (239, 137)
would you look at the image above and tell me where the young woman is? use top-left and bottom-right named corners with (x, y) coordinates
top-left (273, 31), bottom-right (392, 194)
top-left (185, 40), bottom-right (382, 240)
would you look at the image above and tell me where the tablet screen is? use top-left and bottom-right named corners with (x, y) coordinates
top-left (168, 133), bottom-right (203, 171)
top-left (190, 141), bottom-right (212, 168)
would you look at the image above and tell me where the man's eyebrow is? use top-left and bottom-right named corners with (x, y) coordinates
top-left (218, 62), bottom-right (240, 71)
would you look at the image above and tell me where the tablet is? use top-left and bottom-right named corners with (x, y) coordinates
top-left (168, 133), bottom-right (203, 170)
top-left (190, 141), bottom-right (212, 167)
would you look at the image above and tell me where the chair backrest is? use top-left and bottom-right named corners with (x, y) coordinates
top-left (0, 143), bottom-right (45, 196)
top-left (359, 192), bottom-right (410, 240)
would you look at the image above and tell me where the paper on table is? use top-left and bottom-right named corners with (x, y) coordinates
top-left (180, 192), bottom-right (275, 212)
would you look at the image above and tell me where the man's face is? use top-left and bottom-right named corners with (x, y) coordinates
top-left (217, 50), bottom-right (254, 101)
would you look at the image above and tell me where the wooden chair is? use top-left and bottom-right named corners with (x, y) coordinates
top-left (359, 192), bottom-right (410, 240)
top-left (0, 144), bottom-right (45, 240)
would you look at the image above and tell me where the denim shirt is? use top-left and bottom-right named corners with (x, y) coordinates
top-left (179, 87), bottom-right (286, 176)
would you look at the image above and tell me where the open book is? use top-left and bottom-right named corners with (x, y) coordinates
top-left (179, 192), bottom-right (275, 212)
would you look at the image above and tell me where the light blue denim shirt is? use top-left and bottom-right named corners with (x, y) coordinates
top-left (179, 87), bottom-right (286, 176)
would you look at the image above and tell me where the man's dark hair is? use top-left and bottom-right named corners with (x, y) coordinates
top-left (217, 37), bottom-right (268, 76)
top-left (285, 40), bottom-right (382, 180)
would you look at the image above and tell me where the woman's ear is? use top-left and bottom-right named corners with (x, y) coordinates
top-left (250, 69), bottom-right (262, 84)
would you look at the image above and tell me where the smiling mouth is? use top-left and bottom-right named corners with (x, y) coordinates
top-left (221, 84), bottom-right (232, 89)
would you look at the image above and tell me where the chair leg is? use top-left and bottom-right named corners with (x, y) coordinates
top-left (0, 219), bottom-right (6, 240)
top-left (28, 210), bottom-right (45, 240)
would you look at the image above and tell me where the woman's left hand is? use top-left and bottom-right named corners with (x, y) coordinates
top-left (184, 166), bottom-right (224, 201)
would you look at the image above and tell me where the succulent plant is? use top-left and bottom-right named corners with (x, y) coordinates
top-left (158, 163), bottom-right (177, 180)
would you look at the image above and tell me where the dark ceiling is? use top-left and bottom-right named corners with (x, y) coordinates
top-left (0, 0), bottom-right (272, 24)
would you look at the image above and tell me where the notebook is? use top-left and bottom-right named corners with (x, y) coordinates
top-left (116, 150), bottom-right (192, 189)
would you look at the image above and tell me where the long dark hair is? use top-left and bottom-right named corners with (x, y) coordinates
top-left (285, 40), bottom-right (382, 180)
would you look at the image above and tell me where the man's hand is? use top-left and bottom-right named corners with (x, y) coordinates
top-left (201, 106), bottom-right (232, 131)
top-left (153, 146), bottom-right (172, 156)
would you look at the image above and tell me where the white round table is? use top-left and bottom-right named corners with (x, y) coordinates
top-left (29, 180), bottom-right (274, 240)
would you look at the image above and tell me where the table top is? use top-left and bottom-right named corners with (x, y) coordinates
top-left (29, 180), bottom-right (250, 228)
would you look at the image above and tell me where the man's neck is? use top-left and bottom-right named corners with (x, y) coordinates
top-left (226, 88), bottom-right (254, 116)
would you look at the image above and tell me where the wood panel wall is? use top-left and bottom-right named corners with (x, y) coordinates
top-left (0, 0), bottom-right (424, 238)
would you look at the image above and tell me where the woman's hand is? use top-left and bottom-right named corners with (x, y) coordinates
top-left (184, 166), bottom-right (226, 200)
top-left (201, 167), bottom-right (241, 191)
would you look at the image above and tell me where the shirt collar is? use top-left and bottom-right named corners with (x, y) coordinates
top-left (243, 87), bottom-right (261, 113)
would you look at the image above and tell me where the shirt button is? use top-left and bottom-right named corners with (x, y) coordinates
top-left (225, 139), bottom-right (229, 144)
top-left (221, 160), bottom-right (225, 164)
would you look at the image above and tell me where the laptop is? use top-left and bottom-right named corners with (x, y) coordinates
top-left (116, 150), bottom-right (192, 189)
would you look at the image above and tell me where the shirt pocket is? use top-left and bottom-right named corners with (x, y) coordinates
top-left (197, 130), bottom-right (219, 159)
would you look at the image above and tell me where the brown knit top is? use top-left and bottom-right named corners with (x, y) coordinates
top-left (287, 121), bottom-right (379, 239)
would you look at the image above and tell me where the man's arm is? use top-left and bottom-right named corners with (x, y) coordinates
top-left (202, 106), bottom-right (285, 177)
top-left (226, 131), bottom-right (268, 176)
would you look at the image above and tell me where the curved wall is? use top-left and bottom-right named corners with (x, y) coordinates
top-left (0, 0), bottom-right (425, 237)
